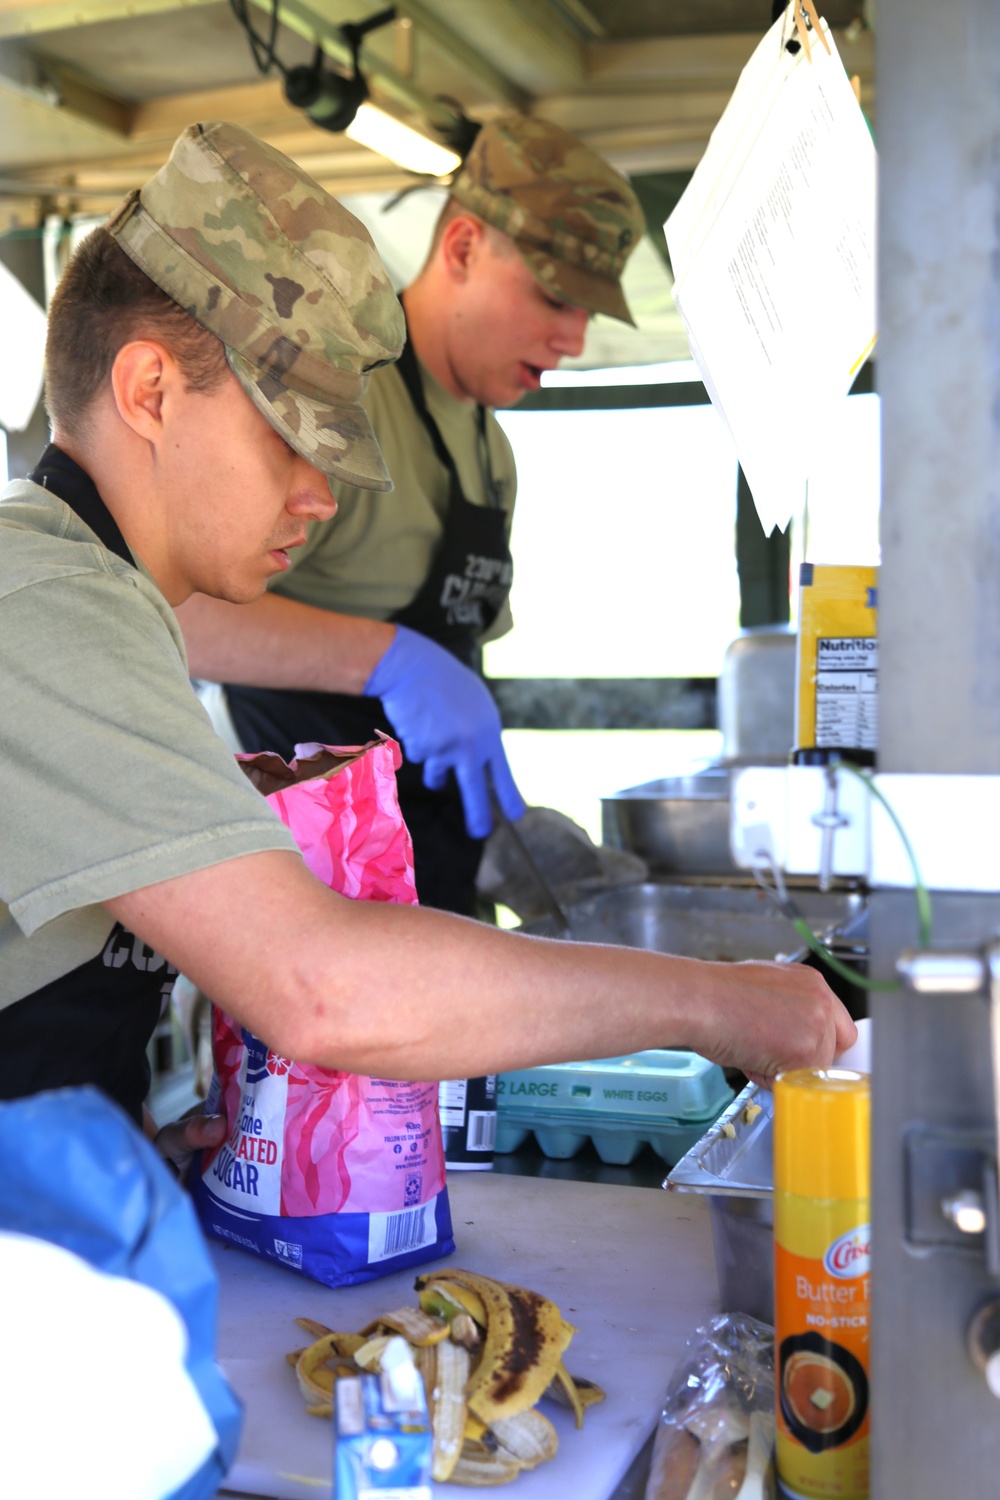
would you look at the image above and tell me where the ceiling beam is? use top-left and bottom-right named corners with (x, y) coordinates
top-left (412, 0), bottom-right (585, 91)
top-left (544, 0), bottom-right (604, 41)
top-left (128, 77), bottom-right (303, 143)
top-left (586, 27), bottom-right (874, 88)
top-left (8, 74), bottom-right (439, 194)
top-left (0, 0), bottom-right (530, 114)
top-left (391, 1), bottom-right (535, 102)
top-left (0, 38), bottom-right (131, 134)
top-left (0, 0), bottom-right (219, 41)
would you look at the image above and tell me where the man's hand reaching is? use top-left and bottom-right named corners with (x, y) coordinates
top-left (143, 1105), bottom-right (227, 1178)
top-left (687, 959), bottom-right (857, 1087)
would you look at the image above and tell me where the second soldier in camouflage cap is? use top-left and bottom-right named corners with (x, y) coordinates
top-left (450, 115), bottom-right (645, 327)
top-left (106, 121), bottom-right (405, 491)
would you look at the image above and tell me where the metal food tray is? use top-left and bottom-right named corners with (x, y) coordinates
top-left (665, 1081), bottom-right (776, 1321)
top-left (519, 881), bottom-right (863, 957)
top-left (665, 1082), bottom-right (774, 1199)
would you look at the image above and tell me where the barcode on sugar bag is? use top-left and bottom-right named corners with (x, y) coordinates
top-left (368, 1201), bottom-right (439, 1263)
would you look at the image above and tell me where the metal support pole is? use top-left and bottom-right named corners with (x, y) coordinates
top-left (873, 1), bottom-right (1000, 1494)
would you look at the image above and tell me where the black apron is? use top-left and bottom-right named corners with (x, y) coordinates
top-left (0, 447), bottom-right (177, 1124)
top-left (226, 339), bottom-right (513, 916)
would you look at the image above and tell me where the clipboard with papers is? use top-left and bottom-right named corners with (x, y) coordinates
top-left (665, 1), bottom-right (877, 536)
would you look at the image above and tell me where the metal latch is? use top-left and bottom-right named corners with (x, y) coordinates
top-left (897, 942), bottom-right (1000, 1277)
top-left (898, 941), bottom-right (1000, 1396)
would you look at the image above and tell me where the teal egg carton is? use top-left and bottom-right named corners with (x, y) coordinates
top-left (495, 1050), bottom-right (734, 1168)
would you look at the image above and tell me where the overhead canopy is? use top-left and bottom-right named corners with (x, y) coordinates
top-left (0, 0), bottom-right (874, 369)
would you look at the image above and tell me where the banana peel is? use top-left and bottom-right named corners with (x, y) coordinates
top-left (450, 1442), bottom-right (524, 1487)
top-left (286, 1267), bottom-right (602, 1486)
top-left (426, 1336), bottom-right (471, 1481)
top-left (490, 1409), bottom-right (558, 1468)
top-left (294, 1316), bottom-right (333, 1340)
top-left (415, 1268), bottom-right (565, 1424)
top-left (360, 1305), bottom-right (451, 1347)
top-left (546, 1362), bottom-right (606, 1429)
top-left (419, 1276), bottom-right (489, 1327)
top-left (353, 1334), bottom-right (393, 1371)
top-left (294, 1333), bottom-right (360, 1411)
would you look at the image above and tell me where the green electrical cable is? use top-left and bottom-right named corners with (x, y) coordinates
top-left (838, 762), bottom-right (933, 945)
top-left (789, 914), bottom-right (900, 992)
top-left (767, 761), bottom-right (933, 992)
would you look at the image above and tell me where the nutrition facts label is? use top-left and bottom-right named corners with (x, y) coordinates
top-left (815, 637), bottom-right (878, 750)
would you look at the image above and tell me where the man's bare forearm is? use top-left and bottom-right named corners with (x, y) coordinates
top-left (177, 592), bottom-right (393, 695)
top-left (106, 852), bottom-right (856, 1087)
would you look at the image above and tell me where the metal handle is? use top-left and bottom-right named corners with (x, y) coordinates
top-left (896, 949), bottom-right (986, 993)
top-left (967, 1299), bottom-right (1000, 1399)
top-left (898, 940), bottom-right (1000, 1284)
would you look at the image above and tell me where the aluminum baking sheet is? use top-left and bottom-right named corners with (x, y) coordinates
top-left (665, 1082), bottom-right (774, 1199)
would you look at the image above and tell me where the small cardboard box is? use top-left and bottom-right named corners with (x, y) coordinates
top-left (334, 1357), bottom-right (432, 1499)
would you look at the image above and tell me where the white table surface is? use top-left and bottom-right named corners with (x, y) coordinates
top-left (212, 1172), bottom-right (720, 1500)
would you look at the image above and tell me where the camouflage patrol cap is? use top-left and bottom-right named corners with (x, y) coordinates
top-left (105, 121), bottom-right (405, 491)
top-left (451, 115), bottom-right (645, 327)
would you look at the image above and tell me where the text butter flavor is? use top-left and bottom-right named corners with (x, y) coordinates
top-left (774, 1068), bottom-right (870, 1500)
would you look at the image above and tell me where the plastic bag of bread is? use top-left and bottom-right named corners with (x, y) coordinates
top-left (644, 1313), bottom-right (776, 1500)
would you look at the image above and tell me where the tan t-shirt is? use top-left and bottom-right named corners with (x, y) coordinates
top-left (0, 479), bottom-right (297, 1007)
top-left (274, 358), bottom-right (518, 643)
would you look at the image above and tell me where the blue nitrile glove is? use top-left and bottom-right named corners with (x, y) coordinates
top-left (365, 624), bottom-right (526, 839)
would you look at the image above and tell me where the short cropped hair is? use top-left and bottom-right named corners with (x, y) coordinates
top-left (44, 225), bottom-right (229, 442)
top-left (424, 196), bottom-right (515, 266)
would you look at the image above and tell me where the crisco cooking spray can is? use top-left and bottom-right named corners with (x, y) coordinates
top-left (774, 1069), bottom-right (870, 1500)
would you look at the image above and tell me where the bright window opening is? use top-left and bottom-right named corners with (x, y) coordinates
top-left (485, 401), bottom-right (739, 840)
top-left (486, 404), bottom-right (740, 680)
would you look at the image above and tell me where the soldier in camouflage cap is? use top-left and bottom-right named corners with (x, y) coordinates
top-left (450, 114), bottom-right (645, 327)
top-left (106, 121), bottom-right (405, 492)
top-left (0, 116), bottom-right (852, 1157)
top-left (178, 113), bottom-right (648, 916)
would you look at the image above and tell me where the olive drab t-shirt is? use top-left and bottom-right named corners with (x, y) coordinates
top-left (0, 477), bottom-right (297, 1009)
top-left (271, 358), bottom-right (518, 642)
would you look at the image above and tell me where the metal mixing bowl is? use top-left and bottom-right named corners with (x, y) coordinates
top-left (601, 770), bottom-right (735, 875)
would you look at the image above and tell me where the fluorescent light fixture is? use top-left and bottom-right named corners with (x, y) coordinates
top-left (346, 103), bottom-right (460, 176)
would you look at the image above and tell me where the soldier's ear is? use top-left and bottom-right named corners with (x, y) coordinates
top-left (110, 339), bottom-right (178, 443)
top-left (438, 212), bottom-right (488, 282)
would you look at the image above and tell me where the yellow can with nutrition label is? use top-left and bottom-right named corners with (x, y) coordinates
top-left (794, 564), bottom-right (878, 759)
top-left (774, 1069), bottom-right (870, 1500)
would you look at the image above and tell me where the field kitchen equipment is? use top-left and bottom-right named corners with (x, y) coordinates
top-left (600, 625), bottom-right (797, 879)
top-left (602, 769), bottom-right (737, 877)
top-left (666, 1022), bottom-right (872, 1330)
top-left (511, 883), bottom-right (864, 1188)
top-left (667, 1083), bottom-right (776, 1323)
top-left (519, 880), bottom-right (862, 956)
top-left (706, 6), bottom-right (1000, 1493)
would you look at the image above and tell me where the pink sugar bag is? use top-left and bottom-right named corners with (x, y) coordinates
top-left (191, 735), bottom-right (454, 1286)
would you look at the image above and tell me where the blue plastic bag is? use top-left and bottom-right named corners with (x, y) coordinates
top-left (0, 1086), bottom-right (242, 1500)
